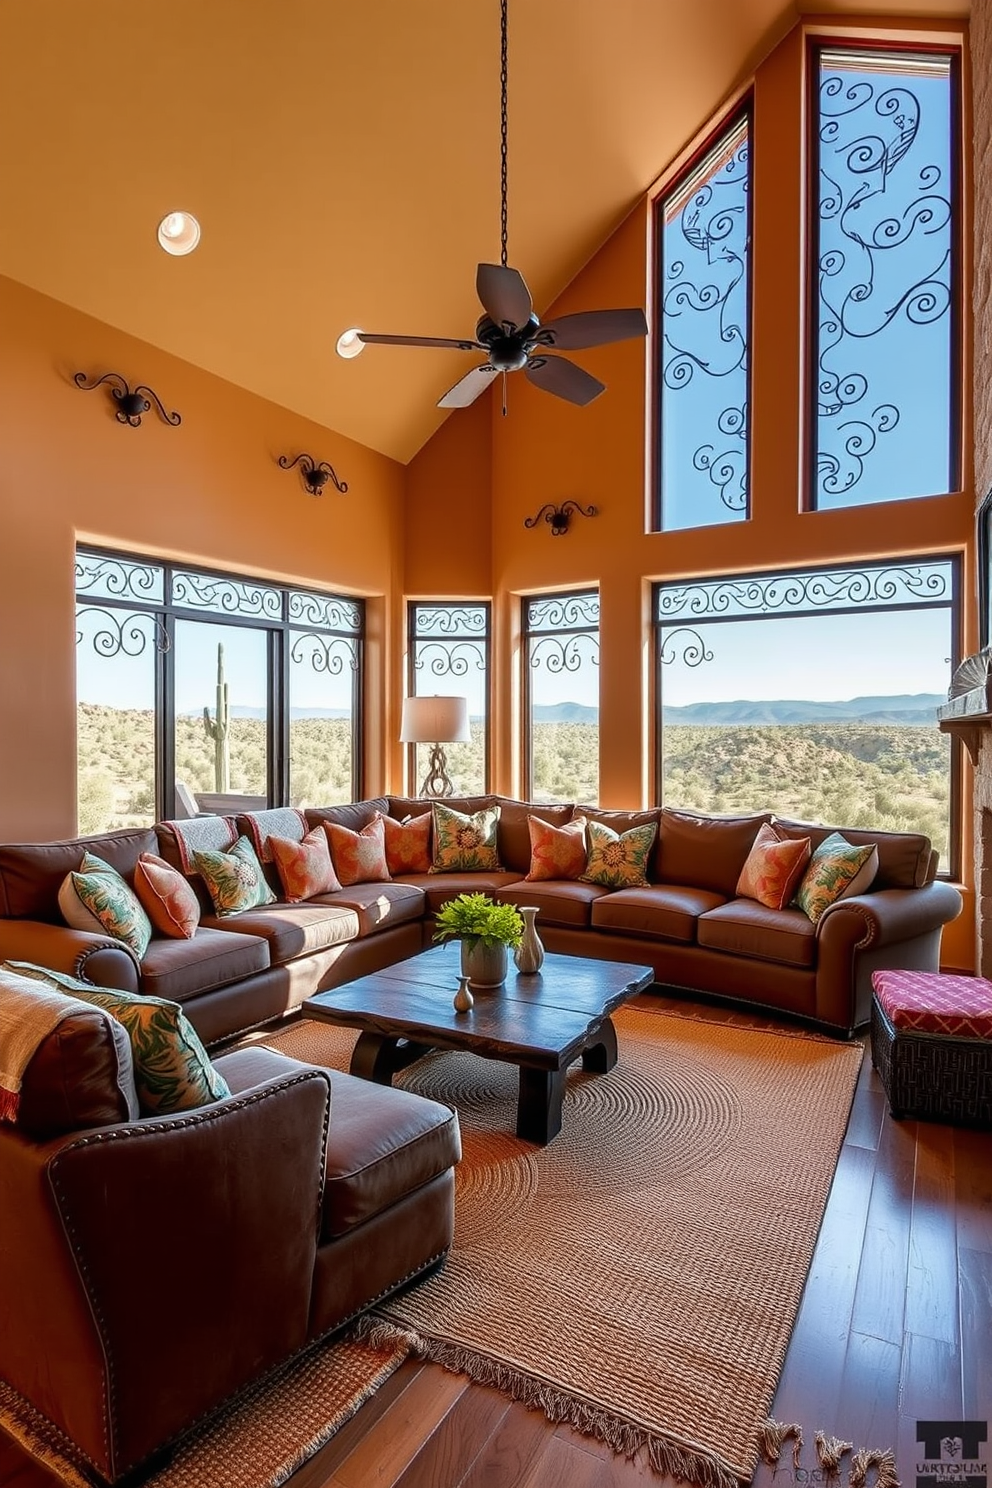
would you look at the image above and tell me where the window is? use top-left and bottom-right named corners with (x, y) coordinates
top-left (75, 549), bottom-right (364, 833)
top-left (655, 558), bottom-right (957, 872)
top-left (811, 48), bottom-right (957, 507)
top-left (407, 603), bottom-right (490, 795)
top-left (523, 591), bottom-right (600, 804)
top-left (656, 113), bottom-right (751, 531)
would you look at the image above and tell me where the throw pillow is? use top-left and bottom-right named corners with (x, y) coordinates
top-left (270, 827), bottom-right (342, 902)
top-left (525, 815), bottom-right (588, 882)
top-left (430, 802), bottom-right (502, 873)
top-left (58, 853), bottom-right (153, 959)
top-left (793, 832), bottom-right (878, 924)
top-left (736, 823), bottom-right (812, 911)
top-left (192, 836), bottom-right (276, 917)
top-left (324, 813), bottom-right (391, 886)
top-left (580, 819), bottom-right (658, 889)
top-left (3, 961), bottom-right (231, 1115)
top-left (382, 812), bottom-right (433, 875)
top-left (133, 852), bottom-right (201, 939)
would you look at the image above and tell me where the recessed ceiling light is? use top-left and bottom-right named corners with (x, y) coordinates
top-left (157, 211), bottom-right (201, 256)
top-left (336, 328), bottom-right (366, 359)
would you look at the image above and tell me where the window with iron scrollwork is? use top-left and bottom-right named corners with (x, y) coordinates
top-left (407, 603), bottom-right (490, 795)
top-left (75, 548), bottom-right (364, 833)
top-left (656, 112), bottom-right (751, 532)
top-left (523, 591), bottom-right (600, 805)
top-left (811, 48), bottom-right (957, 508)
top-left (654, 558), bottom-right (957, 874)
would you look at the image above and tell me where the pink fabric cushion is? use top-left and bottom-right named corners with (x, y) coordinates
top-left (383, 812), bottom-right (432, 875)
top-left (324, 813), bottom-right (391, 886)
top-left (270, 828), bottom-right (342, 903)
top-left (133, 853), bottom-right (201, 939)
top-left (525, 815), bottom-right (588, 882)
top-left (736, 823), bottom-right (811, 911)
top-left (872, 970), bottom-right (992, 1040)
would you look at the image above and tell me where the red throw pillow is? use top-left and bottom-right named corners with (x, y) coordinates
top-left (324, 813), bottom-right (391, 886)
top-left (525, 815), bottom-right (587, 882)
top-left (382, 812), bottom-right (432, 875)
top-left (735, 823), bottom-right (811, 911)
top-left (270, 828), bottom-right (342, 903)
top-left (133, 853), bottom-right (201, 939)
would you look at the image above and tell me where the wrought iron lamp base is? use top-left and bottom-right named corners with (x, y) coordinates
top-left (419, 743), bottom-right (455, 798)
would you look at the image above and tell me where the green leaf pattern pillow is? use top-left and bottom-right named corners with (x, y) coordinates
top-left (430, 803), bottom-right (502, 873)
top-left (58, 852), bottom-right (153, 959)
top-left (580, 819), bottom-right (658, 889)
top-left (793, 832), bottom-right (877, 924)
top-left (192, 835), bottom-right (276, 917)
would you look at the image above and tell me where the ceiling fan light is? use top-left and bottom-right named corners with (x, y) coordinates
top-left (336, 328), bottom-right (366, 359)
top-left (157, 211), bottom-right (201, 256)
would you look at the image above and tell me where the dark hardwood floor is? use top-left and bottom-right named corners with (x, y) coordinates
top-left (2, 996), bottom-right (990, 1488)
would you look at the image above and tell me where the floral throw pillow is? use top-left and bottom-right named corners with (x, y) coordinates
top-left (4, 961), bottom-right (231, 1115)
top-left (324, 813), bottom-right (391, 886)
top-left (58, 852), bottom-right (153, 959)
top-left (580, 818), bottom-right (657, 890)
top-left (192, 836), bottom-right (276, 917)
top-left (793, 832), bottom-right (878, 924)
top-left (525, 815), bottom-right (588, 882)
top-left (133, 853), bottom-right (201, 939)
top-left (430, 802), bottom-right (502, 873)
top-left (383, 812), bottom-right (432, 875)
top-left (736, 823), bottom-right (811, 911)
top-left (270, 827), bottom-right (342, 902)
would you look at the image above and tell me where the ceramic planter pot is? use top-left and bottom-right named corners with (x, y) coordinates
top-left (460, 939), bottom-right (508, 989)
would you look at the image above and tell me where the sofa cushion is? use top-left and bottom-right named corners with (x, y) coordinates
top-left (525, 815), bottom-right (587, 882)
top-left (430, 802), bottom-right (502, 873)
top-left (497, 880), bottom-right (610, 928)
top-left (656, 809), bottom-right (771, 897)
top-left (138, 926), bottom-right (271, 1002)
top-left (793, 833), bottom-right (878, 924)
top-left (305, 798), bottom-right (392, 835)
top-left (697, 900), bottom-right (816, 968)
top-left (133, 853), bottom-right (201, 939)
top-left (0, 827), bottom-right (160, 923)
top-left (318, 1068), bottom-right (461, 1239)
top-left (193, 836), bottom-right (277, 917)
top-left (581, 819), bottom-right (658, 889)
top-left (382, 812), bottom-right (433, 875)
top-left (311, 883), bottom-right (425, 938)
top-left (395, 871), bottom-right (522, 915)
top-left (325, 814), bottom-right (390, 886)
top-left (591, 884), bottom-right (726, 943)
top-left (494, 799), bottom-right (574, 875)
top-left (58, 853), bottom-right (153, 958)
top-left (200, 903), bottom-right (360, 967)
top-left (736, 823), bottom-right (811, 911)
top-left (773, 817), bottom-right (932, 890)
top-left (270, 828), bottom-right (342, 902)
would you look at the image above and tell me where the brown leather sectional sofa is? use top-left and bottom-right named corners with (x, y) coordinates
top-left (0, 794), bottom-right (963, 1042)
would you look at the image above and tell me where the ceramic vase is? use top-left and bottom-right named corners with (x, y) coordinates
top-left (453, 974), bottom-right (474, 1013)
top-left (513, 905), bottom-right (545, 975)
top-left (460, 939), bottom-right (508, 990)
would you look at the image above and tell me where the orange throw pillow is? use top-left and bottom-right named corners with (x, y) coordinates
top-left (525, 815), bottom-right (588, 882)
top-left (133, 852), bottom-right (201, 939)
top-left (736, 823), bottom-right (811, 911)
top-left (270, 828), bottom-right (342, 903)
top-left (383, 812), bottom-right (432, 875)
top-left (324, 813), bottom-right (391, 886)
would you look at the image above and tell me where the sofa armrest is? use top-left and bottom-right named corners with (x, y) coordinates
top-left (817, 882), bottom-right (963, 949)
top-left (15, 1065), bottom-right (331, 1481)
top-left (0, 918), bottom-right (140, 991)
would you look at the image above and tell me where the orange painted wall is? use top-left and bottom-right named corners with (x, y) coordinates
top-left (0, 273), bottom-right (406, 842)
top-left (405, 17), bottom-right (976, 971)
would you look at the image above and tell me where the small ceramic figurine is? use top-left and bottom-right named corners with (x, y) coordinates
top-left (453, 974), bottom-right (475, 1013)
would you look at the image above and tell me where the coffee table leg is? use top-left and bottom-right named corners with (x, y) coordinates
top-left (516, 1066), bottom-right (565, 1144)
top-left (351, 1033), bottom-right (431, 1084)
top-left (581, 1016), bottom-right (618, 1073)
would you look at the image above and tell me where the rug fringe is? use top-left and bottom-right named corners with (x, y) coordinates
top-left (353, 1315), bottom-right (746, 1488)
top-left (815, 1431), bottom-right (854, 1475)
top-left (760, 1418), bottom-right (804, 1468)
top-left (850, 1446), bottom-right (900, 1488)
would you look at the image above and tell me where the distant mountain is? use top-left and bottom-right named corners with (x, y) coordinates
top-left (532, 695), bottom-right (944, 727)
top-left (178, 706), bottom-right (352, 721)
top-left (532, 703), bottom-right (599, 724)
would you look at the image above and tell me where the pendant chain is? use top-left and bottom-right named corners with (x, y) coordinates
top-left (500, 0), bottom-right (508, 268)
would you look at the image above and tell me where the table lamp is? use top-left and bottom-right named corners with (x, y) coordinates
top-left (400, 695), bottom-right (471, 798)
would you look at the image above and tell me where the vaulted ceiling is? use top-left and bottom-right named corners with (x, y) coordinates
top-left (0, 0), bottom-right (969, 464)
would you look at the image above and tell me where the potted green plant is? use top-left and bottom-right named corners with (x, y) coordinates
top-left (432, 892), bottom-right (523, 989)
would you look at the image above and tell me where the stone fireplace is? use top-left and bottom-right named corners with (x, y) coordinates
top-left (938, 648), bottom-right (992, 975)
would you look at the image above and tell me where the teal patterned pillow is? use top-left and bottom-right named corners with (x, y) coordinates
top-left (57, 853), bottom-right (153, 959)
top-left (2, 961), bottom-right (231, 1115)
top-left (192, 835), bottom-right (276, 917)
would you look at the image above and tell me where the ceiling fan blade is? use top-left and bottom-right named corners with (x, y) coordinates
top-left (437, 363), bottom-right (500, 409)
top-left (533, 308), bottom-right (648, 351)
top-left (358, 333), bottom-right (482, 351)
top-left (525, 355), bottom-right (605, 407)
top-left (476, 263), bottom-right (533, 330)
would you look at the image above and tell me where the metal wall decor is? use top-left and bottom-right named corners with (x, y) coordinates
top-left (278, 453), bottom-right (348, 496)
top-left (523, 500), bottom-right (598, 536)
top-left (73, 372), bottom-right (181, 428)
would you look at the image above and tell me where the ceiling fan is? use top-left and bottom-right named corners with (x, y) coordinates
top-left (349, 0), bottom-right (648, 412)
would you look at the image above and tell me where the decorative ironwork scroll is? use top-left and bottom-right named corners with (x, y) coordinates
top-left (659, 116), bottom-right (750, 531)
top-left (75, 607), bottom-right (166, 659)
top-left (171, 570), bottom-right (283, 619)
top-left (75, 553), bottom-right (164, 606)
top-left (525, 592), bottom-right (600, 634)
top-left (73, 371), bottom-right (181, 428)
top-left (814, 50), bottom-right (954, 507)
top-left (289, 590), bottom-right (363, 635)
top-left (528, 633), bottom-right (600, 677)
top-left (289, 634), bottom-right (359, 676)
top-left (413, 605), bottom-right (488, 638)
top-left (656, 560), bottom-right (952, 625)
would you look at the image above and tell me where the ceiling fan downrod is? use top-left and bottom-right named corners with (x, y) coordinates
top-left (500, 0), bottom-right (509, 269)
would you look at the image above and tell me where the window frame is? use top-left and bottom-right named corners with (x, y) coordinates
top-left (405, 601), bottom-right (492, 794)
top-left (521, 588), bottom-right (600, 803)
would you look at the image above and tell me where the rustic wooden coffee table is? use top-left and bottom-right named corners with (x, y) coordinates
top-left (303, 946), bottom-right (653, 1144)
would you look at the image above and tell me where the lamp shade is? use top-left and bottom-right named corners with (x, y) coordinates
top-left (399, 695), bottom-right (471, 744)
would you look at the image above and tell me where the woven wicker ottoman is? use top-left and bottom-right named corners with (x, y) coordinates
top-left (870, 970), bottom-right (992, 1127)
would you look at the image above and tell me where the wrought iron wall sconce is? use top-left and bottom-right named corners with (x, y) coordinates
top-left (73, 371), bottom-right (181, 428)
top-left (278, 453), bottom-right (349, 496)
top-left (523, 500), bottom-right (598, 536)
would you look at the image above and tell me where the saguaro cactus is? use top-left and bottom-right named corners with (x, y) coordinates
top-left (203, 643), bottom-right (231, 792)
